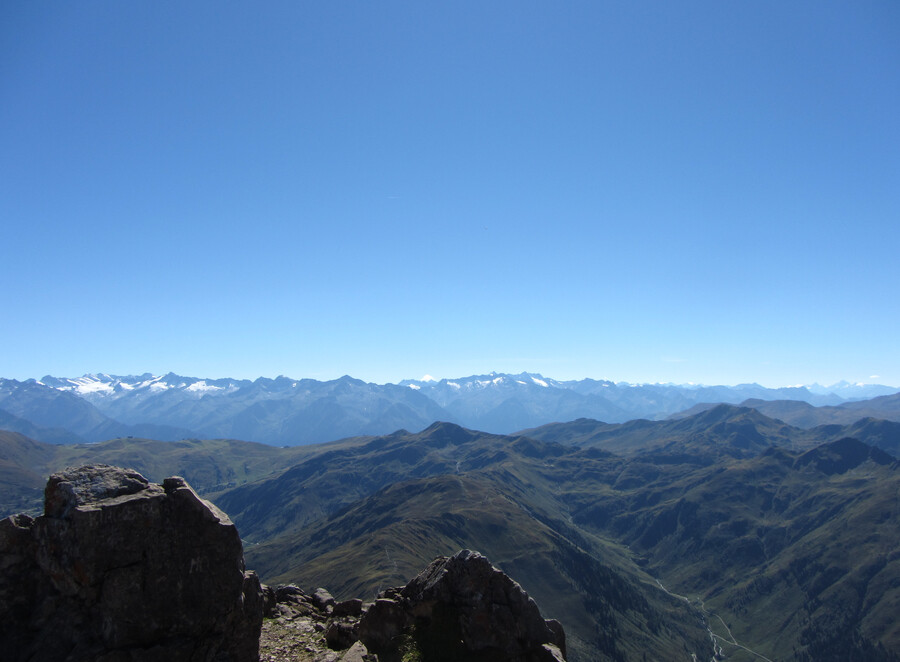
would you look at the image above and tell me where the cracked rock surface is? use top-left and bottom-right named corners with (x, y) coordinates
top-left (0, 465), bottom-right (262, 662)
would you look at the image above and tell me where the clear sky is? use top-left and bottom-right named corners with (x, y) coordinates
top-left (1, 1), bottom-right (898, 387)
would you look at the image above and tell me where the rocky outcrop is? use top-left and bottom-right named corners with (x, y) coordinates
top-left (258, 585), bottom-right (375, 661)
top-left (259, 551), bottom-right (567, 662)
top-left (0, 465), bottom-right (262, 662)
top-left (358, 549), bottom-right (566, 661)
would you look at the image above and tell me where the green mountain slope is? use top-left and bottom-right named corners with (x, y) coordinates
top-left (563, 440), bottom-right (900, 661)
top-left (0, 433), bottom-right (315, 516)
top-left (0, 430), bottom-right (57, 514)
top-left (245, 471), bottom-right (713, 662)
top-left (520, 404), bottom-right (801, 456)
top-left (675, 393), bottom-right (900, 429)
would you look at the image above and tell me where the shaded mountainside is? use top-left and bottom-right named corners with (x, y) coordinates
top-left (555, 439), bottom-right (900, 662)
top-left (519, 404), bottom-right (801, 458)
top-left (674, 392), bottom-right (900, 429)
top-left (521, 404), bottom-right (900, 459)
top-left (814, 417), bottom-right (900, 457)
top-left (0, 408), bottom-right (85, 445)
top-left (0, 431), bottom-right (57, 515)
top-left (0, 379), bottom-right (194, 443)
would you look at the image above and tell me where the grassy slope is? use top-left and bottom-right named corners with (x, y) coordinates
top-left (0, 430), bottom-right (57, 514)
top-left (0, 432), bottom-right (331, 516)
top-left (246, 473), bottom-right (712, 662)
top-left (563, 442), bottom-right (900, 661)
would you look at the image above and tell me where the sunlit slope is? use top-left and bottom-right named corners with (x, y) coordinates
top-left (0, 433), bottom-right (319, 515)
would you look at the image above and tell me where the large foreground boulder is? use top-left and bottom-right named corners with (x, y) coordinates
top-left (0, 465), bottom-right (262, 662)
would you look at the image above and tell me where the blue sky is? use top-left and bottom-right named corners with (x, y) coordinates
top-left (2, 1), bottom-right (898, 386)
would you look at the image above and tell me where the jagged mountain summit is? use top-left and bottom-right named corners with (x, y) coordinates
top-left (1, 372), bottom-right (897, 446)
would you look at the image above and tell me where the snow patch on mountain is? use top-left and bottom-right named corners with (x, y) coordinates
top-left (186, 381), bottom-right (224, 393)
top-left (70, 376), bottom-right (115, 395)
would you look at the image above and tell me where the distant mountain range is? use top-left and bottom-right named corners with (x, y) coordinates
top-left (0, 372), bottom-right (897, 446)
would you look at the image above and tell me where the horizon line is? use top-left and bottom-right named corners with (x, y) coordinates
top-left (11, 371), bottom-right (899, 391)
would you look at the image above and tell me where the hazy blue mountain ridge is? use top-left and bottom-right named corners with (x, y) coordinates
top-left (3, 373), bottom-right (898, 446)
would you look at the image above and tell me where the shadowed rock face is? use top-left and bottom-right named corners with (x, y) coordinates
top-left (0, 464), bottom-right (262, 662)
top-left (359, 549), bottom-right (567, 661)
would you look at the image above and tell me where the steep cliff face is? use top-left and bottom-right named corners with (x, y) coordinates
top-left (0, 464), bottom-right (263, 662)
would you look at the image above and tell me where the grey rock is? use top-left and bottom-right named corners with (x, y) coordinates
top-left (44, 464), bottom-right (156, 518)
top-left (359, 549), bottom-right (566, 661)
top-left (339, 641), bottom-right (376, 661)
top-left (378, 585), bottom-right (404, 600)
top-left (545, 619), bottom-right (567, 659)
top-left (261, 583), bottom-right (278, 617)
top-left (0, 464), bottom-right (262, 662)
top-left (313, 587), bottom-right (337, 611)
top-left (333, 597), bottom-right (364, 617)
top-left (358, 598), bottom-right (408, 653)
top-left (275, 583), bottom-right (310, 604)
top-left (325, 619), bottom-right (360, 650)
